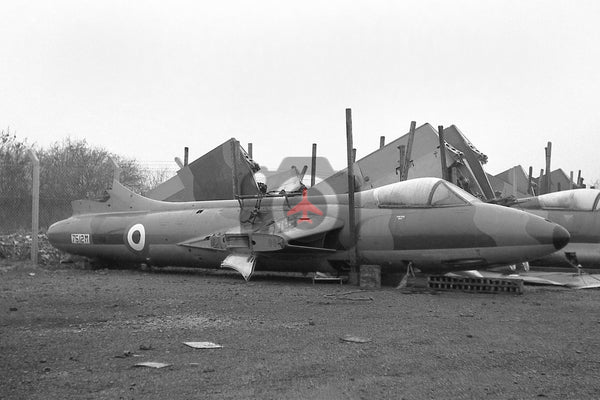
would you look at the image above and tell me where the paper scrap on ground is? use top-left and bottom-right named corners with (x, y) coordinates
top-left (183, 342), bottom-right (223, 349)
top-left (340, 335), bottom-right (372, 343)
top-left (134, 362), bottom-right (171, 369)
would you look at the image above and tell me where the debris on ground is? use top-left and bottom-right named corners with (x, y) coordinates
top-left (115, 351), bottom-right (140, 359)
top-left (183, 342), bottom-right (223, 349)
top-left (340, 335), bottom-right (372, 344)
top-left (0, 232), bottom-right (63, 265)
top-left (133, 362), bottom-right (171, 369)
top-left (324, 290), bottom-right (374, 301)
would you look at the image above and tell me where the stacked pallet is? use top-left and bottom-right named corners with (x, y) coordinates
top-left (428, 275), bottom-right (523, 294)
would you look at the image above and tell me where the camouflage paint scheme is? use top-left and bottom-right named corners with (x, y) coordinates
top-left (515, 188), bottom-right (600, 268)
top-left (48, 177), bottom-right (569, 279)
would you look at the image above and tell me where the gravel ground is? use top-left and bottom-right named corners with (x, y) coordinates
top-left (1, 261), bottom-right (600, 400)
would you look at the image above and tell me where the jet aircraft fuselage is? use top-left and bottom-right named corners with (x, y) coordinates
top-left (48, 178), bottom-right (569, 279)
top-left (515, 188), bottom-right (600, 268)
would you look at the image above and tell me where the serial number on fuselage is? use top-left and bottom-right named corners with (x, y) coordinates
top-left (71, 233), bottom-right (90, 244)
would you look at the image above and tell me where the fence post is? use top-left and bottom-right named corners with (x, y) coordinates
top-left (27, 149), bottom-right (39, 265)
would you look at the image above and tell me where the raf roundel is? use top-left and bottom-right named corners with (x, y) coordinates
top-left (126, 223), bottom-right (146, 252)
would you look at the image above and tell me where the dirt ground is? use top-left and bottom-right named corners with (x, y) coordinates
top-left (1, 261), bottom-right (599, 400)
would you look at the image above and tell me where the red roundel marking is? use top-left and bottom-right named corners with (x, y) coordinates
top-left (287, 188), bottom-right (323, 224)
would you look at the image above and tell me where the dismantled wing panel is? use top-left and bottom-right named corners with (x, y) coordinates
top-left (315, 123), bottom-right (466, 193)
top-left (274, 156), bottom-right (336, 180)
top-left (259, 157), bottom-right (336, 192)
top-left (146, 167), bottom-right (195, 202)
top-left (478, 271), bottom-right (600, 289)
top-left (489, 166), bottom-right (531, 198)
top-left (147, 138), bottom-right (260, 201)
top-left (264, 166), bottom-right (305, 193)
top-left (443, 125), bottom-right (495, 200)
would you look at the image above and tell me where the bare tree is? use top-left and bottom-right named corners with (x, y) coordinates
top-left (0, 129), bottom-right (32, 232)
top-left (1, 134), bottom-right (171, 231)
top-left (36, 138), bottom-right (151, 227)
top-left (138, 165), bottom-right (177, 194)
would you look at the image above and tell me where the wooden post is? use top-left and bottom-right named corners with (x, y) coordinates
top-left (401, 121), bottom-right (416, 181)
top-left (528, 166), bottom-right (534, 195)
top-left (346, 108), bottom-right (358, 283)
top-left (396, 145), bottom-right (406, 180)
top-left (379, 136), bottom-right (385, 149)
top-left (512, 166), bottom-right (518, 197)
top-left (570, 171), bottom-right (574, 190)
top-left (311, 143), bottom-right (317, 187)
top-left (231, 140), bottom-right (239, 197)
top-left (248, 143), bottom-right (253, 159)
top-left (28, 150), bottom-right (39, 265)
top-left (174, 157), bottom-right (184, 169)
top-left (184, 147), bottom-right (189, 166)
top-left (359, 265), bottom-right (381, 289)
top-left (545, 142), bottom-right (552, 193)
top-left (438, 125), bottom-right (449, 181)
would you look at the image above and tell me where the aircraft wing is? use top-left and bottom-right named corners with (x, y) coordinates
top-left (177, 215), bottom-right (344, 254)
top-left (273, 215), bottom-right (342, 244)
top-left (177, 215), bottom-right (344, 280)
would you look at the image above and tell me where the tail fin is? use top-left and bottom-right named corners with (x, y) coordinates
top-left (72, 179), bottom-right (168, 215)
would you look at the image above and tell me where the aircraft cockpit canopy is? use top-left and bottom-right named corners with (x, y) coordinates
top-left (374, 177), bottom-right (478, 208)
top-left (533, 189), bottom-right (600, 211)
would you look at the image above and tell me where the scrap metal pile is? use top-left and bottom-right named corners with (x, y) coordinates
top-left (0, 232), bottom-right (63, 265)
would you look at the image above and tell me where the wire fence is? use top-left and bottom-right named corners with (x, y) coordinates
top-left (0, 160), bottom-right (177, 234)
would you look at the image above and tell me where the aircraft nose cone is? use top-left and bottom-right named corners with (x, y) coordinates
top-left (47, 220), bottom-right (66, 243)
top-left (47, 222), bottom-right (59, 245)
top-left (553, 224), bottom-right (570, 250)
top-left (47, 219), bottom-right (73, 250)
top-left (524, 214), bottom-right (570, 248)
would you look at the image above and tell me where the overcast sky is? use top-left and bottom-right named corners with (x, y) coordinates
top-left (2, 1), bottom-right (599, 183)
